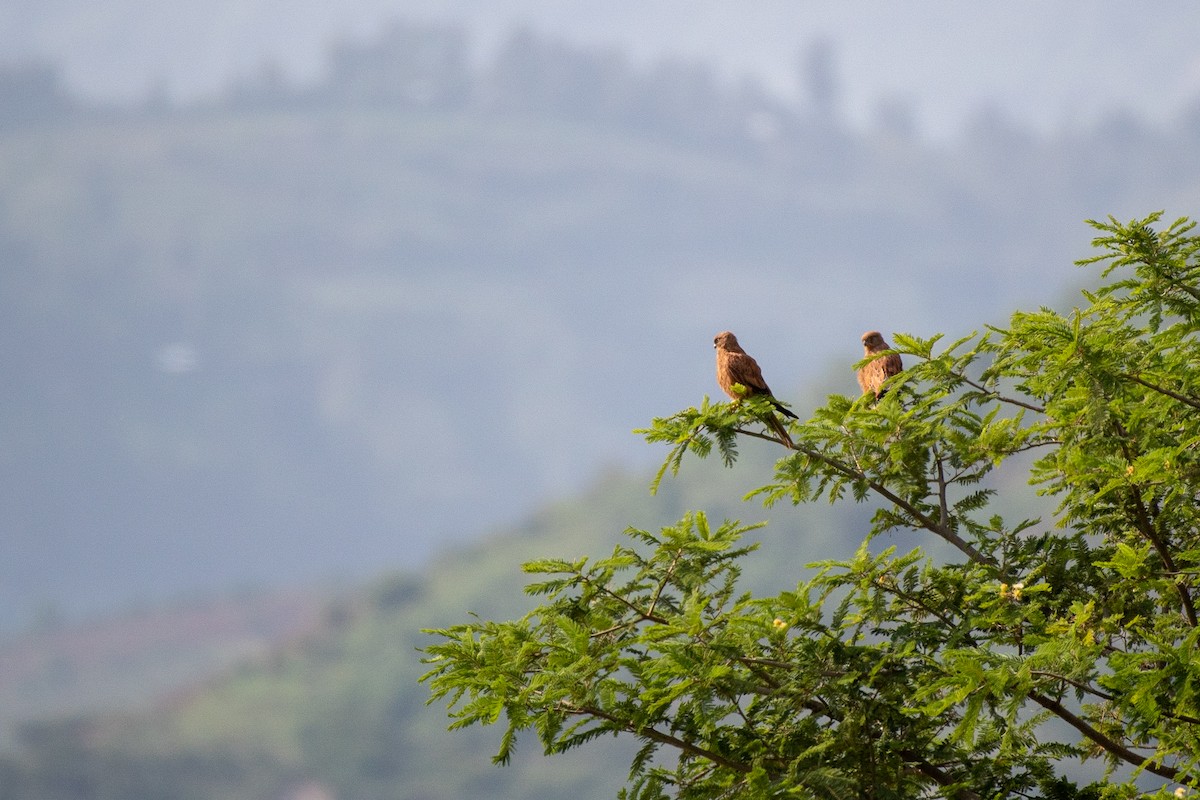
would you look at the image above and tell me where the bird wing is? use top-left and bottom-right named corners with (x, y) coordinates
top-left (881, 352), bottom-right (903, 380)
top-left (728, 352), bottom-right (771, 395)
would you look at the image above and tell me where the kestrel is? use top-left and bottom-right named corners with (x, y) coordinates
top-left (714, 330), bottom-right (796, 446)
top-left (857, 331), bottom-right (904, 399)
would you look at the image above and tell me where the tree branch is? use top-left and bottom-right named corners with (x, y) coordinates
top-left (1127, 487), bottom-right (1199, 627)
top-left (791, 442), bottom-right (997, 571)
top-left (580, 573), bottom-right (668, 626)
top-left (1029, 671), bottom-right (1200, 726)
top-left (562, 702), bottom-right (752, 775)
top-left (934, 445), bottom-right (950, 529)
top-left (899, 750), bottom-right (983, 800)
top-left (1125, 374), bottom-right (1200, 411)
top-left (1109, 418), bottom-right (1199, 627)
top-left (1027, 691), bottom-right (1178, 781)
top-left (1029, 671), bottom-right (1114, 703)
top-left (732, 425), bottom-right (791, 448)
top-left (645, 549), bottom-right (682, 621)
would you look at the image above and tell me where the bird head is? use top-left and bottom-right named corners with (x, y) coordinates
top-left (861, 331), bottom-right (888, 352)
top-left (714, 331), bottom-right (740, 351)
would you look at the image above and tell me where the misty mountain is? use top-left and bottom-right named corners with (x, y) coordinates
top-left (5, 2), bottom-right (1200, 139)
top-left (1, 19), bottom-right (1199, 635)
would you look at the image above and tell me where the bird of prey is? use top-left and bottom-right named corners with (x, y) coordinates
top-left (857, 331), bottom-right (904, 399)
top-left (713, 330), bottom-right (796, 446)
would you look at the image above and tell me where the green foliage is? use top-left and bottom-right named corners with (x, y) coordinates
top-left (424, 214), bottom-right (1200, 799)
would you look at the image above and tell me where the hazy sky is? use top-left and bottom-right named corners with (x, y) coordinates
top-left (3, 0), bottom-right (1199, 629)
top-left (4, 1), bottom-right (1200, 139)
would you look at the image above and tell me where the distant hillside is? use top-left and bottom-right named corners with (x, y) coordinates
top-left (0, 588), bottom-right (331, 750)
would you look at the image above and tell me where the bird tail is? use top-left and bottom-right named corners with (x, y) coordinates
top-left (766, 412), bottom-right (795, 449)
top-left (772, 400), bottom-right (799, 419)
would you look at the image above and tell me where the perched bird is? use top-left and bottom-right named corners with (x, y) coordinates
top-left (713, 330), bottom-right (796, 446)
top-left (857, 330), bottom-right (904, 399)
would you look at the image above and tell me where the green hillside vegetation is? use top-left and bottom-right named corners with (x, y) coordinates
top-left (0, 588), bottom-right (328, 751)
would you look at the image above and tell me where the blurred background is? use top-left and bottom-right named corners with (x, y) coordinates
top-left (1, 2), bottom-right (1199, 798)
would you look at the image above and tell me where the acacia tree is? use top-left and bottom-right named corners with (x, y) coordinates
top-left (422, 213), bottom-right (1200, 799)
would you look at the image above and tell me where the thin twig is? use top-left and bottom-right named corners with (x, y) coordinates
top-left (792, 442), bottom-right (997, 571)
top-left (645, 548), bottom-right (683, 621)
top-left (953, 372), bottom-right (1046, 414)
top-left (934, 445), bottom-right (950, 529)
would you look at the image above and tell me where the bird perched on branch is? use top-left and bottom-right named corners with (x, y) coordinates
top-left (713, 330), bottom-right (796, 447)
top-left (857, 330), bottom-right (904, 399)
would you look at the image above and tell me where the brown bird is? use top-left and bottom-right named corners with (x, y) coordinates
top-left (857, 331), bottom-right (904, 399)
top-left (714, 330), bottom-right (796, 446)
